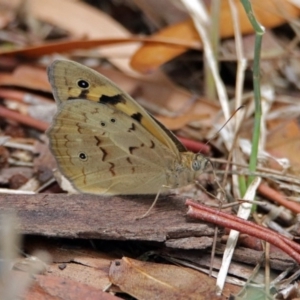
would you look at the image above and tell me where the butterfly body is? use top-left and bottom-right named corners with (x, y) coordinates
top-left (47, 60), bottom-right (207, 195)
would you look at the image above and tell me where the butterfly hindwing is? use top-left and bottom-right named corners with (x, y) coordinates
top-left (47, 99), bottom-right (175, 194)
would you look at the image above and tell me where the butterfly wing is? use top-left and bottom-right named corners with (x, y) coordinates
top-left (47, 99), bottom-right (175, 195)
top-left (48, 60), bottom-right (186, 157)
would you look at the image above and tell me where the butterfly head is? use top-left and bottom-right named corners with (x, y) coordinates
top-left (167, 152), bottom-right (209, 189)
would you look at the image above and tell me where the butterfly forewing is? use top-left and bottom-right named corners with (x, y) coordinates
top-left (48, 60), bottom-right (185, 157)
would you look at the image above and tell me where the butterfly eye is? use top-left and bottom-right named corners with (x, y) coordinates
top-left (110, 118), bottom-right (116, 123)
top-left (77, 79), bottom-right (89, 89)
top-left (192, 159), bottom-right (201, 171)
top-left (192, 154), bottom-right (208, 171)
top-left (78, 152), bottom-right (88, 161)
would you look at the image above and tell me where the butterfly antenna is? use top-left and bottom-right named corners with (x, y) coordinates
top-left (197, 106), bottom-right (245, 202)
top-left (205, 105), bottom-right (245, 146)
top-left (206, 105), bottom-right (245, 189)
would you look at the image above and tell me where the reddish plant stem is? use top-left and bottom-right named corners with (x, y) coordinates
top-left (0, 88), bottom-right (53, 105)
top-left (196, 201), bottom-right (300, 253)
top-left (258, 183), bottom-right (300, 214)
top-left (186, 199), bottom-right (300, 264)
top-left (186, 199), bottom-right (300, 253)
top-left (177, 136), bottom-right (210, 154)
top-left (1, 37), bottom-right (201, 57)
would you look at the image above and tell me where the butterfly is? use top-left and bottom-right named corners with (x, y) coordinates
top-left (47, 60), bottom-right (208, 196)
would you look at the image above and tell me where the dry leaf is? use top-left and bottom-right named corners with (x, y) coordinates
top-left (131, 0), bottom-right (300, 73)
top-left (48, 263), bottom-right (111, 291)
top-left (109, 257), bottom-right (226, 300)
top-left (0, 65), bottom-right (49, 91)
top-left (6, 0), bottom-right (141, 75)
top-left (267, 119), bottom-right (300, 172)
top-left (25, 275), bottom-right (120, 300)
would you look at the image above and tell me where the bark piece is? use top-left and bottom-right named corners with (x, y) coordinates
top-left (0, 193), bottom-right (214, 246)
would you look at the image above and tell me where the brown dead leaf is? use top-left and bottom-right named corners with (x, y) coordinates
top-left (266, 119), bottom-right (300, 172)
top-left (6, 0), bottom-right (141, 75)
top-left (0, 65), bottom-right (49, 91)
top-left (25, 275), bottom-right (120, 300)
top-left (109, 257), bottom-right (226, 300)
top-left (131, 19), bottom-right (198, 73)
top-left (48, 263), bottom-right (111, 291)
top-left (131, 0), bottom-right (300, 73)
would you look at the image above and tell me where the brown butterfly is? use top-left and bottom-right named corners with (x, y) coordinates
top-left (47, 60), bottom-right (208, 195)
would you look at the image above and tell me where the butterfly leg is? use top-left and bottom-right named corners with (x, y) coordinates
top-left (136, 185), bottom-right (169, 220)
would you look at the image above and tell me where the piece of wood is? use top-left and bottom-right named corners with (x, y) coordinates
top-left (0, 193), bottom-right (214, 247)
